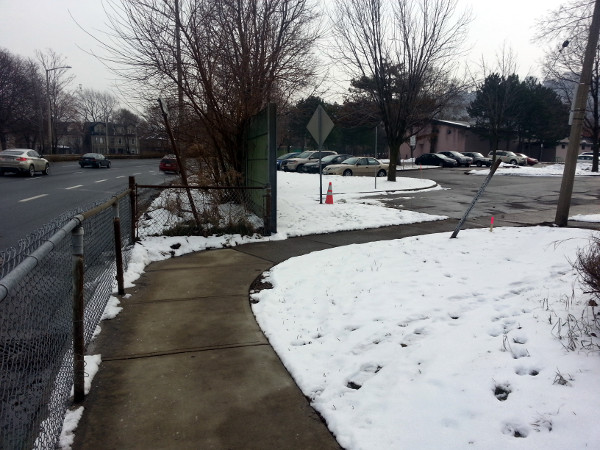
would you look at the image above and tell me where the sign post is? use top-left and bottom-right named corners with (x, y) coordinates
top-left (307, 105), bottom-right (334, 204)
top-left (409, 135), bottom-right (416, 167)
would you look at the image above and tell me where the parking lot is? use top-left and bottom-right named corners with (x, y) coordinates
top-left (374, 166), bottom-right (599, 224)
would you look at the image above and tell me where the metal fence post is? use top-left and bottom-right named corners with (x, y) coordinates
top-left (129, 176), bottom-right (137, 241)
top-left (72, 225), bottom-right (85, 404)
top-left (113, 200), bottom-right (125, 296)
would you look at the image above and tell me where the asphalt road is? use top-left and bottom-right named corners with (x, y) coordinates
top-left (0, 158), bottom-right (175, 250)
top-left (377, 166), bottom-right (599, 223)
top-left (2, 161), bottom-right (597, 252)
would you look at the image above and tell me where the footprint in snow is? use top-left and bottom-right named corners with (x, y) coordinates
top-left (515, 365), bottom-right (540, 376)
top-left (345, 364), bottom-right (383, 390)
top-left (501, 422), bottom-right (529, 438)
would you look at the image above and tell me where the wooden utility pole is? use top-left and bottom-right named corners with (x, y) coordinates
top-left (555, 0), bottom-right (600, 226)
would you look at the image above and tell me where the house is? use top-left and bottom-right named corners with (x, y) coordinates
top-left (399, 119), bottom-right (492, 160)
top-left (55, 122), bottom-right (84, 154)
top-left (400, 119), bottom-right (570, 162)
top-left (552, 137), bottom-right (595, 162)
top-left (84, 122), bottom-right (139, 155)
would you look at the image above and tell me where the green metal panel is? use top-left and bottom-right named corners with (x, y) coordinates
top-left (246, 103), bottom-right (277, 233)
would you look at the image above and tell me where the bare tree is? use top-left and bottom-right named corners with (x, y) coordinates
top-left (535, 0), bottom-right (600, 172)
top-left (330, 0), bottom-right (471, 180)
top-left (97, 0), bottom-right (320, 183)
top-left (0, 50), bottom-right (44, 150)
top-left (76, 88), bottom-right (117, 123)
top-left (36, 49), bottom-right (75, 153)
top-left (75, 88), bottom-right (118, 153)
top-left (474, 43), bottom-right (520, 81)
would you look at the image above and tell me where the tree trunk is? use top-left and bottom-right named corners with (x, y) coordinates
top-left (592, 89), bottom-right (599, 173)
top-left (388, 142), bottom-right (400, 181)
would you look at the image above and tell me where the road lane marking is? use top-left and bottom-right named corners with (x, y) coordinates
top-left (65, 185), bottom-right (83, 190)
top-left (115, 175), bottom-right (126, 179)
top-left (19, 194), bottom-right (48, 203)
top-left (95, 179), bottom-right (108, 183)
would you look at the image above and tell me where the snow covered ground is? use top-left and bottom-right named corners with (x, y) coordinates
top-left (60, 167), bottom-right (600, 449)
top-left (469, 161), bottom-right (600, 177)
top-left (251, 227), bottom-right (600, 449)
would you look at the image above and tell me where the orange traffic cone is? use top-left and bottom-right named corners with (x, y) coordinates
top-left (325, 182), bottom-right (334, 204)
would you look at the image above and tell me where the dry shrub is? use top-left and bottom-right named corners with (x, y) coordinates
top-left (573, 235), bottom-right (600, 302)
top-left (568, 236), bottom-right (600, 350)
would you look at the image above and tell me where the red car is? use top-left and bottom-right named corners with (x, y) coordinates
top-left (516, 153), bottom-right (538, 166)
top-left (159, 155), bottom-right (179, 173)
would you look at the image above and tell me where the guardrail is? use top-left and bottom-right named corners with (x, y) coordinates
top-left (0, 190), bottom-right (134, 449)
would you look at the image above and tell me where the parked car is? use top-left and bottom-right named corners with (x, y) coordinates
top-left (300, 153), bottom-right (353, 173)
top-left (487, 150), bottom-right (526, 165)
top-left (516, 153), bottom-right (538, 166)
top-left (322, 156), bottom-right (388, 177)
top-left (438, 151), bottom-right (473, 167)
top-left (281, 150), bottom-right (337, 172)
top-left (79, 153), bottom-right (111, 168)
top-left (414, 153), bottom-right (458, 168)
top-left (578, 152), bottom-right (598, 162)
top-left (276, 152), bottom-right (299, 170)
top-left (577, 154), bottom-right (598, 162)
top-left (0, 148), bottom-right (50, 176)
top-left (461, 152), bottom-right (492, 167)
top-left (159, 154), bottom-right (179, 173)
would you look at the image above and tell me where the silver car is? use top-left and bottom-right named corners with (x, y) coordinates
top-left (322, 156), bottom-right (388, 176)
top-left (487, 150), bottom-right (526, 166)
top-left (281, 150), bottom-right (337, 172)
top-left (0, 149), bottom-right (50, 176)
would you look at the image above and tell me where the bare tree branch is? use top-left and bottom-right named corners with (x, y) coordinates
top-left (331, 0), bottom-right (471, 180)
top-left (95, 0), bottom-right (320, 183)
top-left (535, 0), bottom-right (600, 172)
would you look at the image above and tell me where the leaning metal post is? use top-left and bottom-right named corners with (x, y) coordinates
top-left (113, 200), bottom-right (125, 295)
top-left (450, 158), bottom-right (501, 239)
top-left (72, 224), bottom-right (85, 403)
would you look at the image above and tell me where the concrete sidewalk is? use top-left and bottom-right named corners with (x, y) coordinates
top-left (71, 213), bottom-right (600, 449)
top-left (73, 247), bottom-right (340, 449)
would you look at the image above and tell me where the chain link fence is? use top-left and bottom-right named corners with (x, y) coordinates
top-left (0, 178), bottom-right (271, 449)
top-left (134, 183), bottom-right (272, 238)
top-left (0, 190), bottom-right (133, 450)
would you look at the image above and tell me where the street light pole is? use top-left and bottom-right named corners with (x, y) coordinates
top-left (45, 65), bottom-right (71, 154)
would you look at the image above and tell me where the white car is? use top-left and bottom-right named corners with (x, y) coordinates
top-left (487, 150), bottom-right (526, 166)
top-left (0, 149), bottom-right (50, 176)
top-left (281, 150), bottom-right (337, 172)
top-left (577, 154), bottom-right (598, 162)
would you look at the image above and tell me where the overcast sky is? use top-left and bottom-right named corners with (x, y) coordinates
top-left (0, 0), bottom-right (567, 105)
